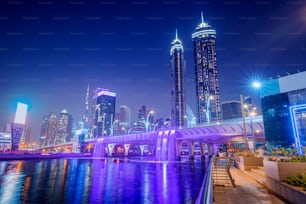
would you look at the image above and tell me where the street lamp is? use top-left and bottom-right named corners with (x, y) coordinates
top-left (110, 119), bottom-right (118, 136)
top-left (184, 115), bottom-right (189, 128)
top-left (244, 104), bottom-right (257, 151)
top-left (206, 95), bottom-right (214, 124)
top-left (146, 110), bottom-right (154, 132)
top-left (252, 81), bottom-right (261, 89)
top-left (240, 94), bottom-right (249, 151)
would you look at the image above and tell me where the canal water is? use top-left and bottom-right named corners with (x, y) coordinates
top-left (0, 158), bottom-right (207, 203)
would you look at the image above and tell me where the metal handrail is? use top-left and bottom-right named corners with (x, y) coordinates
top-left (195, 156), bottom-right (214, 204)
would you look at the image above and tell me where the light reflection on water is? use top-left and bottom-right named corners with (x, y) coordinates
top-left (0, 158), bottom-right (207, 203)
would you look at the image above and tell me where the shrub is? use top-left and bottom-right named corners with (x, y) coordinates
top-left (284, 172), bottom-right (306, 191)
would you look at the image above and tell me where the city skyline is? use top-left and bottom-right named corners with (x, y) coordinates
top-left (0, 1), bottom-right (305, 141)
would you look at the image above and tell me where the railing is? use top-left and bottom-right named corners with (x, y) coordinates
top-left (195, 156), bottom-right (214, 204)
top-left (212, 157), bottom-right (235, 187)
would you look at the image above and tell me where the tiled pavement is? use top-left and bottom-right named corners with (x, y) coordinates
top-left (213, 167), bottom-right (286, 204)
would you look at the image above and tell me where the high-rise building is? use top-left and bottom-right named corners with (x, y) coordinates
top-left (119, 105), bottom-right (131, 127)
top-left (137, 105), bottom-right (146, 128)
top-left (46, 112), bottom-right (57, 146)
top-left (39, 110), bottom-right (73, 147)
top-left (94, 88), bottom-right (116, 137)
top-left (170, 29), bottom-right (186, 128)
top-left (221, 101), bottom-right (242, 120)
top-left (192, 13), bottom-right (221, 124)
top-left (260, 71), bottom-right (306, 153)
top-left (82, 84), bottom-right (90, 128)
top-left (57, 109), bottom-right (73, 143)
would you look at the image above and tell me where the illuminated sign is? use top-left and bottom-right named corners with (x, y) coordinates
top-left (14, 102), bottom-right (28, 125)
top-left (289, 104), bottom-right (306, 155)
top-left (97, 90), bottom-right (116, 97)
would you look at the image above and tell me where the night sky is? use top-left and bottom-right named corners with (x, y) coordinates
top-left (1, 0), bottom-right (305, 141)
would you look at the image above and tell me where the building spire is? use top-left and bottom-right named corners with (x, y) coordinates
top-left (201, 11), bottom-right (204, 24)
top-left (175, 28), bottom-right (178, 40)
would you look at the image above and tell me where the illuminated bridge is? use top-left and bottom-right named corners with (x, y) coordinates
top-left (93, 116), bottom-right (264, 161)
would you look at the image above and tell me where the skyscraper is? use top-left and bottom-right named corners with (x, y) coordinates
top-left (57, 109), bottom-right (73, 143)
top-left (82, 84), bottom-right (90, 127)
top-left (119, 105), bottom-right (131, 127)
top-left (192, 13), bottom-right (221, 124)
top-left (94, 88), bottom-right (116, 137)
top-left (170, 29), bottom-right (186, 128)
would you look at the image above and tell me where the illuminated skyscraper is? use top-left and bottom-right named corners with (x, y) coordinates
top-left (94, 88), bottom-right (116, 137)
top-left (192, 13), bottom-right (221, 124)
top-left (83, 84), bottom-right (90, 126)
top-left (170, 29), bottom-right (186, 128)
top-left (57, 109), bottom-right (73, 143)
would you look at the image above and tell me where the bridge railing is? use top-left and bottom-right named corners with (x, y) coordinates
top-left (189, 115), bottom-right (263, 129)
top-left (195, 156), bottom-right (214, 204)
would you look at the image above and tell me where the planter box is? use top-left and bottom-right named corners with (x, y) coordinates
top-left (263, 160), bottom-right (306, 203)
top-left (263, 160), bottom-right (306, 181)
top-left (265, 175), bottom-right (306, 204)
top-left (236, 156), bottom-right (263, 170)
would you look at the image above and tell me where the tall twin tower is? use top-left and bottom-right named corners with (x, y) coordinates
top-left (170, 13), bottom-right (221, 128)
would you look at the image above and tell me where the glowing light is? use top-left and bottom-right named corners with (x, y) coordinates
top-left (252, 81), bottom-right (261, 89)
top-left (289, 104), bottom-right (306, 155)
top-left (14, 102), bottom-right (28, 125)
top-left (96, 90), bottom-right (116, 97)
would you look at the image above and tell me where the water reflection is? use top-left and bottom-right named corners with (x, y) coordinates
top-left (0, 159), bottom-right (206, 203)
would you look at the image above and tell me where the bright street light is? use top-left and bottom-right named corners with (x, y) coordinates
top-left (252, 81), bottom-right (261, 89)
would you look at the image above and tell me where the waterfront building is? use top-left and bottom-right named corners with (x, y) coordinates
top-left (94, 88), bottom-right (116, 137)
top-left (170, 29), bottom-right (186, 128)
top-left (56, 109), bottom-right (73, 143)
top-left (192, 13), bottom-right (221, 124)
top-left (222, 101), bottom-right (242, 120)
top-left (260, 71), bottom-right (306, 153)
top-left (0, 130), bottom-right (11, 152)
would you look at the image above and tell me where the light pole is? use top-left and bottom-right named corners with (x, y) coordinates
top-left (146, 110), bottom-right (154, 132)
top-left (244, 104), bottom-right (257, 152)
top-left (206, 95), bottom-right (214, 124)
top-left (240, 94), bottom-right (249, 151)
top-left (110, 119), bottom-right (118, 136)
top-left (184, 115), bottom-right (189, 128)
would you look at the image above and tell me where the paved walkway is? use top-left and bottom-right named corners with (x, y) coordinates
top-left (213, 167), bottom-right (286, 204)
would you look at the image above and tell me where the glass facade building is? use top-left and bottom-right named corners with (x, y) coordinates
top-left (260, 71), bottom-right (306, 153)
top-left (221, 101), bottom-right (242, 120)
top-left (94, 89), bottom-right (116, 137)
top-left (170, 30), bottom-right (186, 128)
top-left (192, 14), bottom-right (221, 124)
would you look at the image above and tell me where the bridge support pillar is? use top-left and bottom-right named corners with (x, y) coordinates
top-left (107, 144), bottom-right (115, 157)
top-left (140, 145), bottom-right (146, 156)
top-left (207, 144), bottom-right (218, 157)
top-left (176, 141), bottom-right (182, 160)
top-left (124, 144), bottom-right (130, 157)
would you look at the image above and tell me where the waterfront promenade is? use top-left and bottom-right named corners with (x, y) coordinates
top-left (214, 167), bottom-right (285, 204)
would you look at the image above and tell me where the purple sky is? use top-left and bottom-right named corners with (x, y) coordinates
top-left (0, 0), bottom-right (305, 141)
